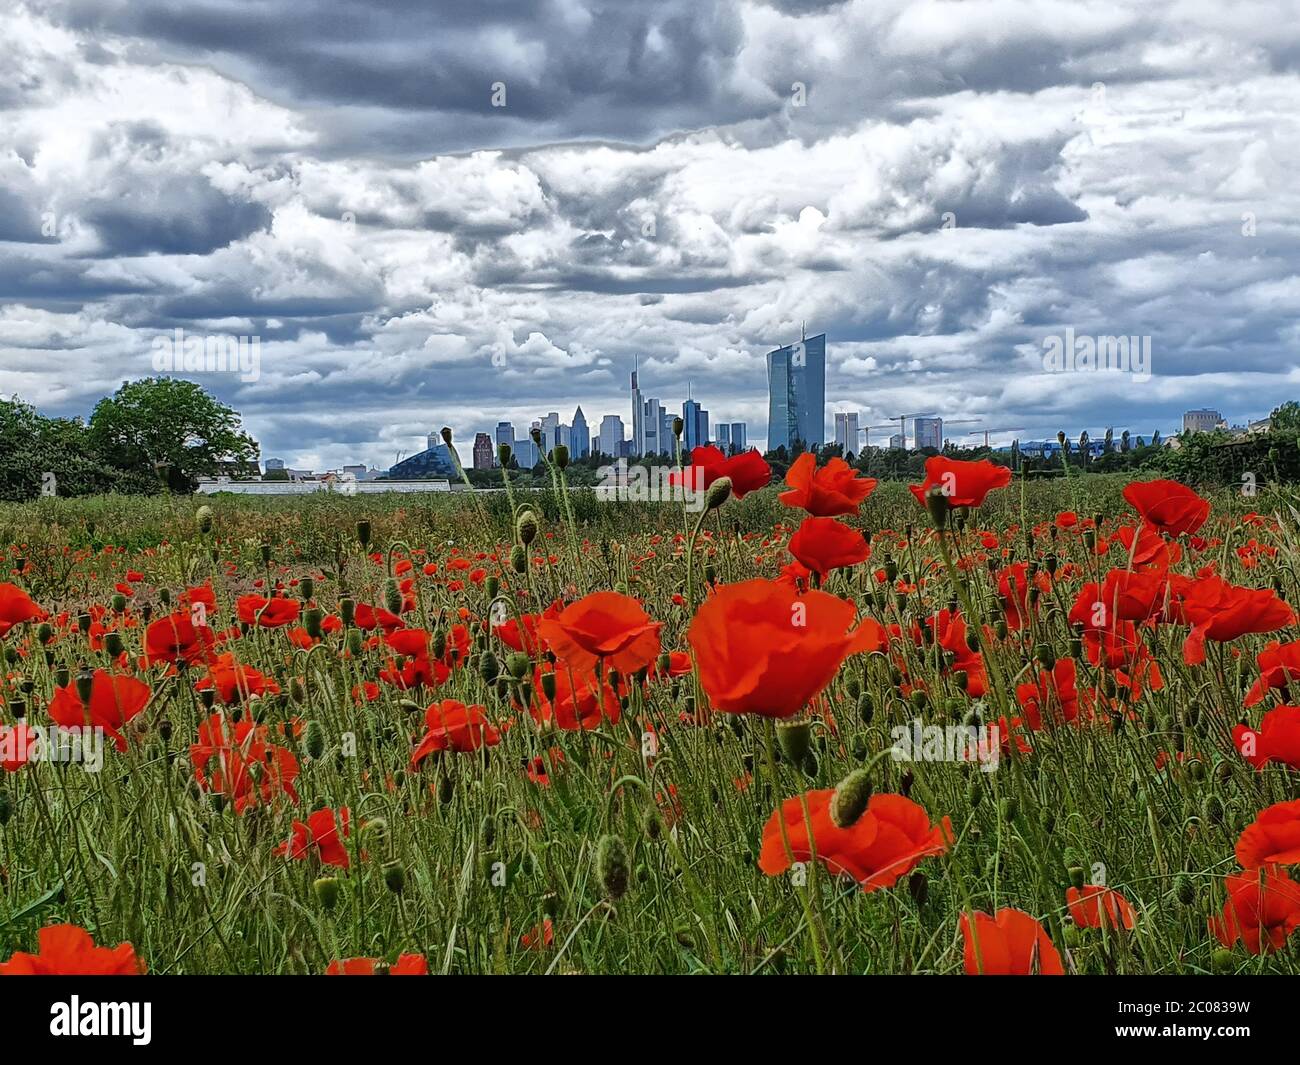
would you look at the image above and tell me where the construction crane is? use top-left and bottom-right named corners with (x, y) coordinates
top-left (966, 427), bottom-right (1026, 448)
top-left (858, 423), bottom-right (896, 448)
top-left (894, 412), bottom-right (936, 450)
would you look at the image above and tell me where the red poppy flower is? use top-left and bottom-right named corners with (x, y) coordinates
top-left (536, 591), bottom-right (662, 675)
top-left (528, 664), bottom-right (621, 731)
top-left (0, 582), bottom-right (47, 637)
top-left (493, 601), bottom-right (561, 655)
top-left (194, 652), bottom-right (281, 704)
top-left (1015, 658), bottom-right (1080, 731)
top-left (779, 453), bottom-right (878, 516)
top-left (759, 791), bottom-right (952, 891)
top-left (143, 610), bottom-right (216, 666)
top-left (677, 445), bottom-right (772, 499)
top-left (411, 700), bottom-right (500, 766)
top-left (236, 595), bottom-right (301, 628)
top-left (908, 457), bottom-right (1012, 510)
top-left (1122, 478), bottom-right (1210, 537)
top-left (520, 919), bottom-right (555, 950)
top-left (0, 924), bottom-right (144, 975)
top-left (1067, 885), bottom-right (1136, 931)
top-left (1235, 799), bottom-right (1300, 869)
top-left (1208, 867), bottom-right (1300, 955)
top-left (48, 669), bottom-right (152, 752)
top-left (1244, 641), bottom-right (1300, 708)
top-left (787, 516), bottom-right (870, 576)
top-left (190, 712), bottom-right (300, 813)
top-left (687, 578), bottom-right (884, 718)
top-left (1172, 574), bottom-right (1294, 665)
top-left (276, 807), bottom-right (350, 868)
top-left (0, 723), bottom-right (39, 772)
top-left (961, 908), bottom-right (1064, 975)
top-left (325, 954), bottom-right (427, 975)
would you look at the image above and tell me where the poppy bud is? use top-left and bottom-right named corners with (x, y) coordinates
top-left (78, 612), bottom-right (92, 633)
top-left (776, 719), bottom-right (812, 763)
top-left (299, 576), bottom-right (314, 600)
top-left (885, 559), bottom-right (899, 582)
top-left (478, 650), bottom-right (499, 683)
top-left (530, 427), bottom-right (542, 445)
top-left (431, 629), bottom-right (447, 659)
top-left (830, 768), bottom-right (873, 828)
top-left (704, 476), bottom-right (732, 511)
top-left (924, 485), bottom-right (949, 529)
top-left (642, 807), bottom-right (662, 841)
top-left (260, 543), bottom-right (272, 564)
top-left (382, 860), bottom-right (406, 894)
top-left (356, 520), bottom-right (372, 548)
top-left (158, 588), bottom-right (171, 607)
top-left (382, 577), bottom-right (402, 615)
top-left (304, 720), bottom-right (325, 760)
top-left (510, 544), bottom-right (527, 572)
top-left (1203, 795), bottom-right (1224, 824)
top-left (363, 817), bottom-right (388, 846)
top-left (909, 689), bottom-right (928, 710)
top-left (995, 620), bottom-right (1008, 639)
top-left (1068, 865), bottom-right (1086, 890)
top-left (541, 671), bottom-right (557, 701)
top-left (553, 444), bottom-right (570, 469)
top-left (506, 652), bottom-right (529, 680)
top-left (196, 505), bottom-right (213, 534)
top-left (1000, 796), bottom-right (1019, 821)
top-left (596, 834), bottom-right (630, 899)
top-left (954, 670), bottom-right (969, 691)
top-left (1211, 949), bottom-right (1235, 974)
top-left (1035, 643), bottom-right (1055, 669)
top-left (857, 693), bottom-right (873, 723)
top-left (37, 622), bottom-right (53, 645)
top-left (498, 442), bottom-right (512, 466)
top-left (485, 575), bottom-right (499, 599)
top-left (908, 870), bottom-right (928, 907)
top-left (314, 876), bottom-right (341, 910)
top-left (967, 776), bottom-right (983, 808)
top-left (846, 676), bottom-right (861, 699)
top-left (74, 667), bottom-right (94, 706)
top-left (340, 597), bottom-right (355, 627)
top-left (346, 629), bottom-right (363, 655)
top-left (304, 607), bottom-right (324, 640)
top-left (517, 510), bottom-right (539, 546)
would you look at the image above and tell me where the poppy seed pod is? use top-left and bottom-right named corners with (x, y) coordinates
top-left (704, 476), bottom-right (733, 511)
top-left (1068, 865), bottom-right (1086, 889)
top-left (908, 870), bottom-right (928, 907)
top-left (104, 632), bottom-right (124, 659)
top-left (596, 834), bottom-right (630, 900)
top-left (440, 426), bottom-right (454, 445)
top-left (541, 670), bottom-right (557, 702)
top-left (299, 577), bottom-right (314, 600)
top-left (497, 442), bottom-right (512, 467)
top-left (345, 629), bottom-right (363, 655)
top-left (485, 575), bottom-right (499, 599)
top-left (356, 520), bottom-right (372, 548)
top-left (158, 588), bottom-right (171, 607)
top-left (506, 651), bottom-right (529, 679)
top-left (478, 650), bottom-right (499, 683)
top-left (829, 768), bottom-right (873, 828)
top-left (0, 790), bottom-right (11, 825)
top-left (510, 544), bottom-right (527, 572)
top-left (552, 444), bottom-right (569, 469)
top-left (776, 719), bottom-right (812, 763)
top-left (196, 505), bottom-right (213, 534)
top-left (260, 543), bottom-right (272, 564)
top-left (74, 667), bottom-right (94, 706)
top-left (339, 597), bottom-right (355, 627)
top-left (517, 510), bottom-right (539, 546)
top-left (37, 622), bottom-right (53, 645)
top-left (1035, 643), bottom-right (1055, 669)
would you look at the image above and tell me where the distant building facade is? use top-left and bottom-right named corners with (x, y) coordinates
top-left (1183, 409), bottom-right (1225, 434)
top-left (766, 333), bottom-right (826, 450)
top-left (834, 412), bottom-right (860, 455)
top-left (914, 416), bottom-right (943, 451)
top-left (472, 433), bottom-right (493, 470)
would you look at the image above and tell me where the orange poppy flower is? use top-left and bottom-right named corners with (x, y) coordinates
top-left (1122, 478), bottom-right (1210, 537)
top-left (779, 453), bottom-right (878, 516)
top-left (0, 923), bottom-right (144, 975)
top-left (536, 591), bottom-right (662, 675)
top-left (759, 790), bottom-right (951, 891)
top-left (908, 456), bottom-right (1012, 510)
top-left (1208, 867), bottom-right (1300, 955)
top-left (1066, 885), bottom-right (1137, 930)
top-left (325, 954), bottom-right (427, 975)
top-left (47, 668), bottom-right (152, 752)
top-left (687, 578), bottom-right (884, 718)
top-left (961, 908), bottom-right (1064, 974)
top-left (787, 516), bottom-right (870, 576)
top-left (1235, 799), bottom-right (1300, 869)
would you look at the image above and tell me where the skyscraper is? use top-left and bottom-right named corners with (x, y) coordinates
top-left (715, 424), bottom-right (731, 452)
top-left (730, 422), bottom-right (747, 450)
top-left (682, 398), bottom-right (709, 452)
top-left (570, 407), bottom-right (590, 459)
top-left (494, 421), bottom-right (513, 462)
top-left (766, 333), bottom-right (826, 451)
top-left (630, 362), bottom-right (644, 457)
top-left (834, 411), bottom-right (860, 455)
top-left (914, 417), bottom-right (943, 451)
top-left (596, 415), bottom-right (624, 458)
top-left (540, 412), bottom-right (561, 455)
top-left (472, 433), bottom-right (493, 469)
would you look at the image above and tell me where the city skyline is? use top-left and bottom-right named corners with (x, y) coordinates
top-left (3, 3), bottom-right (1297, 474)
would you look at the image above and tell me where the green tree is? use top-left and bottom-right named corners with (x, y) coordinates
top-left (88, 378), bottom-right (258, 493)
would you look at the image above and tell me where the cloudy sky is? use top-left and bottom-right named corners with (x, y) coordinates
top-left (2, 0), bottom-right (1298, 469)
